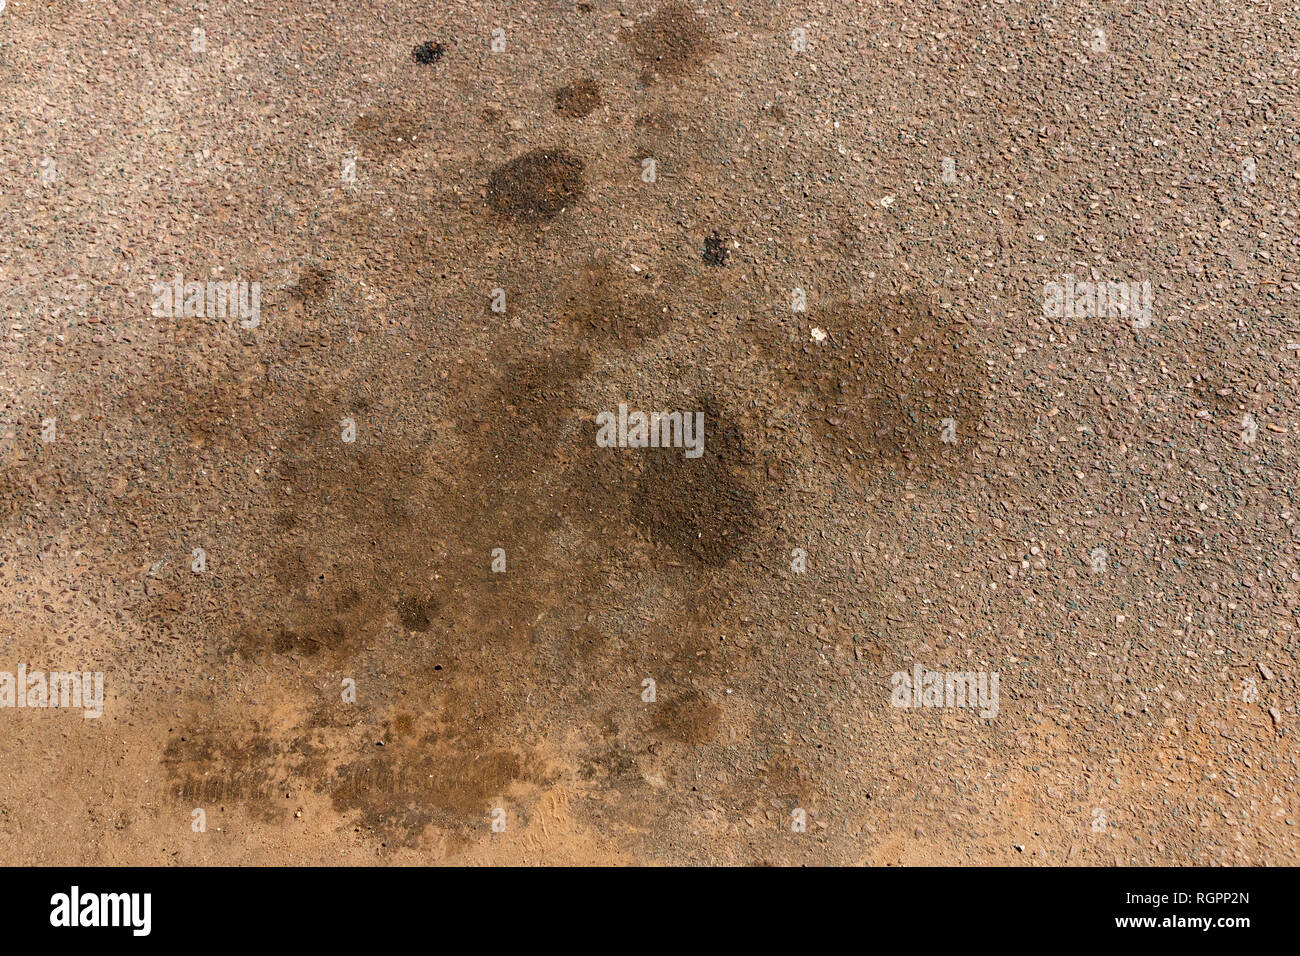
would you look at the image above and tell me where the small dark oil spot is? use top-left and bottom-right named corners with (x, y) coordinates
top-left (290, 264), bottom-right (334, 304)
top-left (487, 148), bottom-right (586, 221)
top-left (703, 232), bottom-right (729, 266)
top-left (397, 596), bottom-right (435, 632)
top-left (412, 41), bottom-right (446, 65)
top-left (555, 78), bottom-right (601, 119)
top-left (651, 691), bottom-right (722, 744)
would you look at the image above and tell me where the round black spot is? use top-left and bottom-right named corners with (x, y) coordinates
top-left (703, 232), bottom-right (729, 266)
top-left (412, 41), bottom-right (446, 65)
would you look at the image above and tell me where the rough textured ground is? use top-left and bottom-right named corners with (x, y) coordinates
top-left (0, 0), bottom-right (1296, 865)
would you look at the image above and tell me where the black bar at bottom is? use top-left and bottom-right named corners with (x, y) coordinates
top-left (0, 866), bottom-right (1276, 943)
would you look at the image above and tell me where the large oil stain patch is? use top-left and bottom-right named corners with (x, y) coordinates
top-left (487, 149), bottom-right (586, 221)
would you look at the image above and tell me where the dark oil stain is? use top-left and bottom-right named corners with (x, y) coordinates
top-left (555, 78), bottom-right (601, 118)
top-left (330, 744), bottom-right (530, 845)
top-left (289, 264), bottom-right (334, 305)
top-left (325, 709), bottom-right (546, 846)
top-left (161, 712), bottom-right (543, 847)
top-left (224, 394), bottom-right (455, 664)
top-left (573, 395), bottom-right (761, 568)
top-left (621, 3), bottom-right (713, 83)
top-left (411, 41), bottom-right (446, 65)
top-left (163, 703), bottom-right (546, 848)
top-left (487, 149), bottom-right (586, 221)
top-left (34, 318), bottom-right (753, 853)
top-left (162, 727), bottom-right (297, 823)
top-left (651, 690), bottom-right (722, 745)
top-left (628, 400), bottom-right (758, 567)
top-left (702, 232), bottom-right (729, 266)
top-left (231, 617), bottom-right (353, 661)
top-left (111, 292), bottom-right (782, 851)
top-left (396, 594), bottom-right (437, 632)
